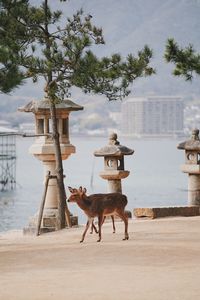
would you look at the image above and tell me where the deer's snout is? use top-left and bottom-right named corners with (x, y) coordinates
top-left (67, 196), bottom-right (74, 203)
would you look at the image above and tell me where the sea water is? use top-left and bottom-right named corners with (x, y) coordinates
top-left (0, 136), bottom-right (188, 232)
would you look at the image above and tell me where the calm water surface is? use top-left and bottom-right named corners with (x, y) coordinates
top-left (0, 136), bottom-right (188, 232)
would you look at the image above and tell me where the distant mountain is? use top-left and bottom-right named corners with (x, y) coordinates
top-left (1, 0), bottom-right (200, 123)
top-left (79, 0), bottom-right (200, 97)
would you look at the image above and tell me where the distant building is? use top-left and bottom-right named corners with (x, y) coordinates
top-left (184, 105), bottom-right (200, 136)
top-left (121, 96), bottom-right (184, 137)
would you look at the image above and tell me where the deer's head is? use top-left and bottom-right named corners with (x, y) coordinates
top-left (67, 186), bottom-right (87, 203)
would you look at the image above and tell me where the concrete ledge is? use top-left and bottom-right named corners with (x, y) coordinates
top-left (133, 206), bottom-right (200, 219)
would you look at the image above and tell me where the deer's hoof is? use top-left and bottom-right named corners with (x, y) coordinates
top-left (80, 240), bottom-right (84, 243)
top-left (97, 239), bottom-right (101, 242)
top-left (123, 236), bottom-right (129, 241)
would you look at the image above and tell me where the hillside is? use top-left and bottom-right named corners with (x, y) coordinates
top-left (0, 0), bottom-right (200, 125)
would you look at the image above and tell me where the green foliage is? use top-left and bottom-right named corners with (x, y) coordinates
top-left (0, 0), bottom-right (155, 101)
top-left (0, 44), bottom-right (24, 93)
top-left (0, 63), bottom-right (24, 93)
top-left (72, 45), bottom-right (155, 100)
top-left (0, 0), bottom-right (30, 92)
top-left (165, 38), bottom-right (200, 81)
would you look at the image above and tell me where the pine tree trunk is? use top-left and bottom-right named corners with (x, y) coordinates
top-left (49, 102), bottom-right (71, 229)
top-left (44, 0), bottom-right (71, 229)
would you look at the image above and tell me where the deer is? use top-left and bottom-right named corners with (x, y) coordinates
top-left (67, 186), bottom-right (129, 243)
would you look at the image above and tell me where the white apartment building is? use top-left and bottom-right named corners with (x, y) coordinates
top-left (121, 96), bottom-right (184, 137)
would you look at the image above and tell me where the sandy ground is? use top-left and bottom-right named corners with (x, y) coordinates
top-left (0, 216), bottom-right (200, 300)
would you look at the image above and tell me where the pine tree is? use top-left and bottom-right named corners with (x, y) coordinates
top-left (0, 0), bottom-right (27, 92)
top-left (0, 0), bottom-right (155, 229)
top-left (165, 38), bottom-right (200, 81)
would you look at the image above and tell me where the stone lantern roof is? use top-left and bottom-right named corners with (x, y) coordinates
top-left (178, 129), bottom-right (200, 151)
top-left (94, 133), bottom-right (134, 157)
top-left (18, 98), bottom-right (83, 113)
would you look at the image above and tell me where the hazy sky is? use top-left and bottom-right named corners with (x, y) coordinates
top-left (1, 0), bottom-right (200, 105)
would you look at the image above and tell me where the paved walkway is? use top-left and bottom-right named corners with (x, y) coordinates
top-left (0, 216), bottom-right (200, 300)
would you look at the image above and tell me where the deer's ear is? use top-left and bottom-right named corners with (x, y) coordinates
top-left (68, 186), bottom-right (73, 193)
top-left (79, 186), bottom-right (82, 192)
top-left (83, 187), bottom-right (87, 194)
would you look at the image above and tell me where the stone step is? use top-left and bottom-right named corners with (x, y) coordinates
top-left (133, 206), bottom-right (200, 219)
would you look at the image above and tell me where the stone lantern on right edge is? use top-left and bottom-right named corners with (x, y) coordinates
top-left (178, 129), bottom-right (200, 206)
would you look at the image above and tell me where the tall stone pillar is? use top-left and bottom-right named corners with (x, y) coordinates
top-left (19, 98), bottom-right (83, 233)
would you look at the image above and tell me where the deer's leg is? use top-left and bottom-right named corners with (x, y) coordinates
top-left (111, 215), bottom-right (116, 233)
top-left (102, 216), bottom-right (106, 225)
top-left (102, 216), bottom-right (115, 233)
top-left (97, 214), bottom-right (104, 242)
top-left (90, 221), bottom-right (98, 234)
top-left (90, 221), bottom-right (93, 234)
top-left (80, 218), bottom-right (93, 243)
top-left (116, 210), bottom-right (129, 240)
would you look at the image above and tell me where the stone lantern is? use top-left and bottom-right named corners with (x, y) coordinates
top-left (178, 129), bottom-right (200, 206)
top-left (94, 133), bottom-right (134, 193)
top-left (19, 98), bottom-right (83, 233)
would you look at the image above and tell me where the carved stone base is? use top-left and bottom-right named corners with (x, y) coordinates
top-left (23, 209), bottom-right (78, 235)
